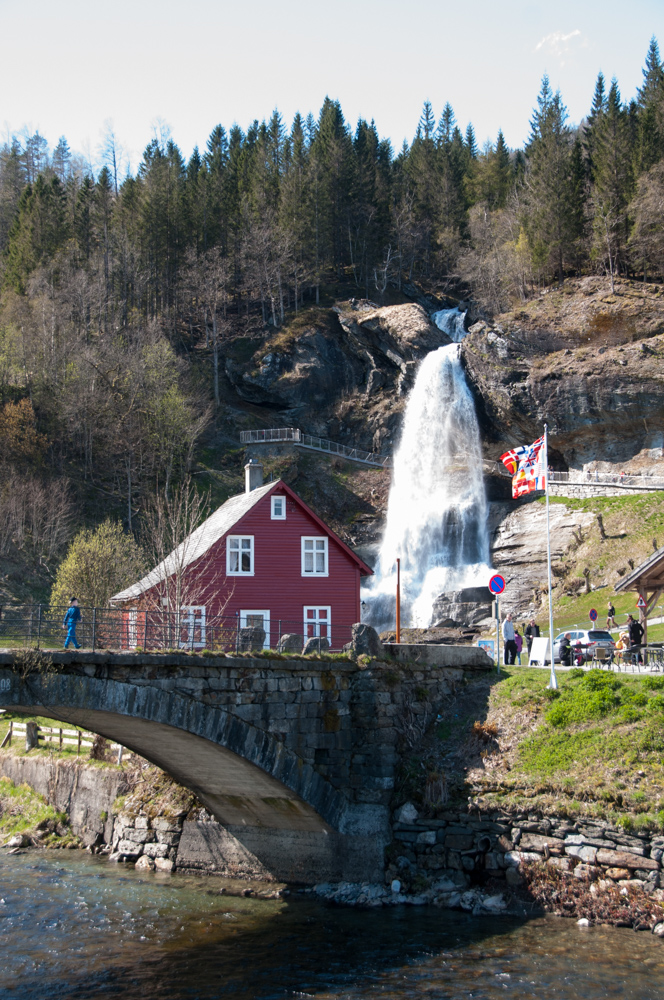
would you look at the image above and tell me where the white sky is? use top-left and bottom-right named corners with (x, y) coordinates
top-left (1, 0), bottom-right (662, 172)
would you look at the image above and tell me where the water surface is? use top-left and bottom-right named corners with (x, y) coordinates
top-left (1, 852), bottom-right (663, 999)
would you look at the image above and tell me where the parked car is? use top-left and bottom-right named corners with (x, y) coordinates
top-left (553, 629), bottom-right (615, 664)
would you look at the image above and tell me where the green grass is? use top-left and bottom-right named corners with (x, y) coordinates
top-left (0, 775), bottom-right (73, 843)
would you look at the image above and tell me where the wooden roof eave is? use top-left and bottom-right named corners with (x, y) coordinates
top-left (615, 545), bottom-right (664, 593)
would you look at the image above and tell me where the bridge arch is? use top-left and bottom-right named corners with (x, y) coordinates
top-left (0, 665), bottom-right (389, 882)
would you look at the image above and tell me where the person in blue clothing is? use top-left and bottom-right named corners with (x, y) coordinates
top-left (63, 597), bottom-right (82, 649)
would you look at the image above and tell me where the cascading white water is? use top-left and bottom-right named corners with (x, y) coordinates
top-left (362, 309), bottom-right (491, 631)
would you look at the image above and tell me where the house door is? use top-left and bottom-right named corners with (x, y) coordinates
top-left (179, 606), bottom-right (206, 649)
top-left (240, 610), bottom-right (270, 649)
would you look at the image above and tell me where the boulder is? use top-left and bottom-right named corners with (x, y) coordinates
top-left (605, 867), bottom-right (630, 881)
top-left (154, 857), bottom-right (174, 872)
top-left (520, 832), bottom-right (566, 855)
top-left (5, 833), bottom-right (29, 849)
top-left (277, 633), bottom-right (303, 653)
top-left (135, 855), bottom-right (155, 871)
top-left (238, 626), bottom-right (265, 652)
top-left (348, 623), bottom-right (384, 659)
top-left (302, 636), bottom-right (330, 655)
top-left (116, 839), bottom-right (142, 858)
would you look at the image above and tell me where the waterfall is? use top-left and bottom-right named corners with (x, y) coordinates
top-left (362, 309), bottom-right (491, 631)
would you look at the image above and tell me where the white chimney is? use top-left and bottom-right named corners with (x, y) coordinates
top-left (245, 459), bottom-right (264, 493)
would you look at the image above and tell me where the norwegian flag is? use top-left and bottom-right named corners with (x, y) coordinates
top-left (500, 436), bottom-right (546, 498)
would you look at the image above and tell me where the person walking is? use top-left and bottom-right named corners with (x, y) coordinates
top-left (606, 601), bottom-right (616, 630)
top-left (525, 619), bottom-right (540, 655)
top-left (502, 613), bottom-right (517, 665)
top-left (63, 597), bottom-right (82, 649)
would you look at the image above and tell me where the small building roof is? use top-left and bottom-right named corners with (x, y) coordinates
top-left (111, 479), bottom-right (372, 604)
top-left (615, 545), bottom-right (664, 595)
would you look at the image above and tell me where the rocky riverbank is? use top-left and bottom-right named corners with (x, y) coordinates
top-left (308, 801), bottom-right (664, 935)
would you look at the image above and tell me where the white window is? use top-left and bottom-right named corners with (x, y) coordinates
top-left (301, 536), bottom-right (328, 576)
top-left (227, 535), bottom-right (254, 575)
top-left (179, 606), bottom-right (206, 649)
top-left (304, 606), bottom-right (331, 639)
top-left (240, 609), bottom-right (270, 649)
top-left (271, 495), bottom-right (286, 520)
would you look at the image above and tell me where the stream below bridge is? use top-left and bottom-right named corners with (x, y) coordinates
top-left (1, 852), bottom-right (663, 999)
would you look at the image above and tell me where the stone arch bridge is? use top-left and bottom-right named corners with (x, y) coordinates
top-left (0, 648), bottom-right (488, 882)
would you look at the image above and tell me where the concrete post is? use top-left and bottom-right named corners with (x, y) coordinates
top-left (25, 722), bottom-right (39, 751)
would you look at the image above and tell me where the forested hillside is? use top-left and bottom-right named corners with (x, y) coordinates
top-left (1, 39), bottom-right (664, 604)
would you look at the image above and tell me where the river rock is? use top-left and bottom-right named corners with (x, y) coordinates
top-left (154, 857), bottom-right (174, 872)
top-left (482, 894), bottom-right (507, 912)
top-left (653, 923), bottom-right (664, 937)
top-left (135, 855), bottom-right (155, 871)
top-left (5, 833), bottom-right (29, 849)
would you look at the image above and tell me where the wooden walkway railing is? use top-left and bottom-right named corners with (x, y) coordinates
top-left (0, 718), bottom-right (132, 760)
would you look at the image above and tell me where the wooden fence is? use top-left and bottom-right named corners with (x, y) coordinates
top-left (0, 717), bottom-right (132, 760)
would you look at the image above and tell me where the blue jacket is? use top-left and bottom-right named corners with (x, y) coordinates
top-left (63, 606), bottom-right (81, 627)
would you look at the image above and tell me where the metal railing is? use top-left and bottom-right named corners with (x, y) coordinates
top-left (548, 470), bottom-right (664, 491)
top-left (239, 427), bottom-right (391, 468)
top-left (0, 606), bottom-right (352, 655)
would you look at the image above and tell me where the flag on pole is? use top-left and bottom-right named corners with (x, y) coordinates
top-left (500, 436), bottom-right (547, 498)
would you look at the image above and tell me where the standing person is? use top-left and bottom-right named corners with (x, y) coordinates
top-left (606, 601), bottom-right (616, 630)
top-left (627, 614), bottom-right (644, 664)
top-left (514, 628), bottom-right (523, 665)
top-left (525, 618), bottom-right (540, 655)
top-left (62, 597), bottom-right (82, 649)
top-left (502, 613), bottom-right (517, 665)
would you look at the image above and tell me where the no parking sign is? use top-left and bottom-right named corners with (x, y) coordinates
top-left (489, 574), bottom-right (505, 595)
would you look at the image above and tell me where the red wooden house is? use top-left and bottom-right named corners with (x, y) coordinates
top-left (111, 462), bottom-right (373, 651)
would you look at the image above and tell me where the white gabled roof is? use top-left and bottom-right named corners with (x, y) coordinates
top-left (110, 481), bottom-right (276, 603)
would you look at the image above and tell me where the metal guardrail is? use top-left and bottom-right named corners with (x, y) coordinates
top-left (239, 427), bottom-right (391, 468)
top-left (548, 471), bottom-right (664, 491)
top-left (0, 606), bottom-right (352, 654)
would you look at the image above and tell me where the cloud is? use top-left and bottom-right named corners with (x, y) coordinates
top-left (535, 29), bottom-right (586, 64)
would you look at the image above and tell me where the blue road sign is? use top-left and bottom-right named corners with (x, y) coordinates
top-left (489, 574), bottom-right (506, 595)
top-left (589, 608), bottom-right (598, 622)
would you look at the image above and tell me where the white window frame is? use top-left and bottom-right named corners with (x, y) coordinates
top-left (240, 609), bottom-right (270, 649)
top-left (179, 606), bottom-right (206, 649)
top-left (271, 495), bottom-right (286, 520)
top-left (301, 536), bottom-right (328, 577)
top-left (227, 535), bottom-right (254, 575)
top-left (304, 606), bottom-right (331, 640)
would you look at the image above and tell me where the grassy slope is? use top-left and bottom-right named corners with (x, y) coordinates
top-left (530, 493), bottom-right (664, 635)
top-left (402, 666), bottom-right (664, 832)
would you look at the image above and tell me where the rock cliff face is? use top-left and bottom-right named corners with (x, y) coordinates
top-left (461, 277), bottom-right (664, 473)
top-left (224, 301), bottom-right (450, 455)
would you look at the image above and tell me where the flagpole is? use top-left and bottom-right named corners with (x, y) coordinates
top-left (544, 423), bottom-right (558, 689)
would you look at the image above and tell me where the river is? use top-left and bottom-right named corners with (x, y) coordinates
top-left (1, 853), bottom-right (663, 999)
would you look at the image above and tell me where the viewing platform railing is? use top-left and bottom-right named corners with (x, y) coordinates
top-left (548, 470), bottom-right (664, 491)
top-left (239, 427), bottom-right (391, 468)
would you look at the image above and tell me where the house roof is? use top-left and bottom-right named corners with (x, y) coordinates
top-left (111, 479), bottom-right (372, 604)
top-left (614, 544), bottom-right (664, 594)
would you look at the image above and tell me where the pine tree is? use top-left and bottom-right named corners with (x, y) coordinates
top-left (524, 75), bottom-right (581, 283)
top-left (591, 80), bottom-right (633, 287)
top-left (636, 37), bottom-right (664, 172)
top-left (584, 72), bottom-right (608, 179)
